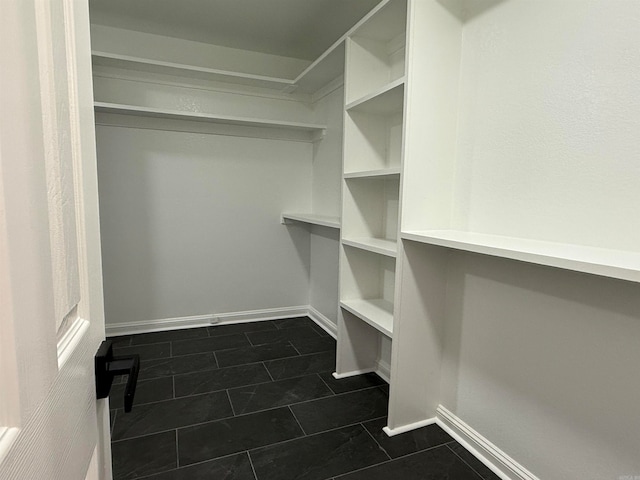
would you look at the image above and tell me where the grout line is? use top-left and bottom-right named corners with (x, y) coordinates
top-left (445, 442), bottom-right (490, 480)
top-left (361, 422), bottom-right (392, 461)
top-left (263, 362), bottom-right (275, 382)
top-left (110, 410), bottom-right (117, 437)
top-left (212, 350), bottom-right (219, 369)
top-left (169, 341), bottom-right (172, 357)
top-left (172, 376), bottom-right (176, 399)
top-left (226, 389), bottom-right (236, 416)
top-left (315, 372), bottom-right (337, 394)
top-left (246, 451), bottom-right (260, 480)
top-left (288, 405), bottom-right (307, 436)
top-left (175, 429), bottom-right (180, 468)
top-left (289, 342), bottom-right (302, 356)
top-left (244, 332), bottom-right (256, 347)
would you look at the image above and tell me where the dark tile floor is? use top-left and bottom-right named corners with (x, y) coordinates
top-left (108, 317), bottom-right (500, 480)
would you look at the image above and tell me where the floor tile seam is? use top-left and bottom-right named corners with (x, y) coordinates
top-left (287, 405), bottom-right (307, 436)
top-left (246, 450), bottom-right (260, 480)
top-left (148, 450), bottom-right (255, 477)
top-left (360, 422), bottom-right (392, 461)
top-left (315, 372), bottom-right (338, 395)
top-left (268, 368), bottom-right (336, 383)
top-left (112, 387), bottom-right (232, 412)
top-left (246, 415), bottom-right (388, 455)
top-left (287, 383), bottom-right (386, 409)
top-left (171, 375), bottom-right (176, 399)
top-left (170, 339), bottom-right (255, 357)
top-left (111, 406), bottom-right (240, 443)
top-left (110, 410), bottom-right (117, 437)
top-left (175, 429), bottom-right (180, 469)
top-left (263, 362), bottom-right (275, 382)
top-left (221, 386), bottom-right (336, 418)
top-left (445, 441), bottom-right (490, 480)
top-left (226, 389), bottom-right (237, 417)
top-left (214, 340), bottom-right (299, 358)
top-left (175, 370), bottom-right (335, 399)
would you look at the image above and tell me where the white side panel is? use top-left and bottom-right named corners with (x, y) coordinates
top-left (96, 126), bottom-right (312, 325)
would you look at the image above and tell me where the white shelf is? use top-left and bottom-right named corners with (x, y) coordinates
top-left (94, 102), bottom-right (326, 140)
top-left (281, 213), bottom-right (341, 229)
top-left (344, 167), bottom-right (401, 179)
top-left (340, 298), bottom-right (393, 337)
top-left (294, 41), bottom-right (345, 94)
top-left (92, 51), bottom-right (296, 91)
top-left (401, 230), bottom-right (640, 283)
top-left (346, 78), bottom-right (405, 115)
top-left (343, 237), bottom-right (397, 257)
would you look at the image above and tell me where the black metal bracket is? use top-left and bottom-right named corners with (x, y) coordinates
top-left (95, 340), bottom-right (140, 412)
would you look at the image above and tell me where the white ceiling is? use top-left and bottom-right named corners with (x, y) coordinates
top-left (89, 0), bottom-right (382, 61)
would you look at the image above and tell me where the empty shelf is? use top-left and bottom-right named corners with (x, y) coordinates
top-left (346, 78), bottom-right (405, 115)
top-left (340, 298), bottom-right (393, 337)
top-left (402, 230), bottom-right (640, 283)
top-left (342, 237), bottom-right (397, 257)
top-left (344, 167), bottom-right (401, 179)
top-left (281, 213), bottom-right (341, 229)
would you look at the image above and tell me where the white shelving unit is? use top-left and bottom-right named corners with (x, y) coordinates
top-left (94, 102), bottom-right (326, 141)
top-left (281, 213), bottom-right (340, 229)
top-left (336, 0), bottom-right (406, 383)
top-left (402, 230), bottom-right (640, 283)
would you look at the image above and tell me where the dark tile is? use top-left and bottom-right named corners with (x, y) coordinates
top-left (363, 417), bottom-right (453, 458)
top-left (178, 407), bottom-right (304, 466)
top-left (142, 452), bottom-right (255, 480)
top-left (139, 352), bottom-right (217, 379)
top-left (110, 409), bottom-right (117, 433)
top-left (108, 335), bottom-right (132, 347)
top-left (110, 376), bottom-right (174, 410)
top-left (113, 342), bottom-right (171, 361)
top-left (112, 391), bottom-right (232, 440)
top-left (216, 342), bottom-right (298, 368)
top-left (250, 424), bottom-right (389, 480)
top-left (320, 372), bottom-right (386, 394)
top-left (131, 327), bottom-right (208, 345)
top-left (208, 321), bottom-right (277, 337)
top-left (309, 324), bottom-right (332, 337)
top-left (247, 327), bottom-right (320, 347)
top-left (229, 375), bottom-right (333, 414)
top-left (291, 387), bottom-right (388, 435)
top-left (175, 363), bottom-right (271, 397)
top-left (335, 445), bottom-right (481, 480)
top-left (172, 334), bottom-right (249, 356)
top-left (290, 336), bottom-right (336, 355)
top-left (112, 431), bottom-right (176, 480)
top-left (448, 443), bottom-right (502, 480)
top-left (272, 317), bottom-right (317, 330)
top-left (266, 351), bottom-right (335, 380)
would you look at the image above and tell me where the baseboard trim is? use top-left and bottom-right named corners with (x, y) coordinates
top-left (332, 368), bottom-right (376, 379)
top-left (105, 305), bottom-right (310, 337)
top-left (213, 305), bottom-right (309, 324)
top-left (376, 358), bottom-right (391, 383)
top-left (436, 405), bottom-right (538, 480)
top-left (383, 417), bottom-right (436, 437)
top-left (307, 306), bottom-right (337, 338)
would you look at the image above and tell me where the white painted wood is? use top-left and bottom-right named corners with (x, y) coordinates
top-left (402, 229), bottom-right (640, 283)
top-left (307, 306), bottom-right (338, 338)
top-left (281, 213), bottom-right (341, 229)
top-left (342, 177), bottom-right (399, 241)
top-left (92, 51), bottom-right (296, 90)
top-left (382, 418), bottom-right (436, 437)
top-left (344, 109), bottom-right (403, 172)
top-left (94, 102), bottom-right (326, 141)
top-left (340, 299), bottom-right (393, 337)
top-left (344, 167), bottom-right (400, 179)
top-left (437, 405), bottom-right (538, 480)
top-left (294, 42), bottom-right (345, 94)
top-left (342, 238), bottom-right (397, 258)
top-left (0, 0), bottom-right (110, 478)
top-left (345, 78), bottom-right (405, 115)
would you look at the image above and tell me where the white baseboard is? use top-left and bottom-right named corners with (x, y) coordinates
top-left (307, 306), bottom-right (337, 338)
top-left (213, 305), bottom-right (309, 324)
top-left (332, 368), bottom-right (376, 379)
top-left (375, 357), bottom-right (391, 383)
top-left (383, 417), bottom-right (436, 437)
top-left (105, 305), bottom-right (309, 337)
top-left (436, 405), bottom-right (538, 480)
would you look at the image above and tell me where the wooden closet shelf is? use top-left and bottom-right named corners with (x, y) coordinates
top-left (340, 298), bottom-right (394, 338)
top-left (281, 213), bottom-right (341, 229)
top-left (402, 230), bottom-right (640, 283)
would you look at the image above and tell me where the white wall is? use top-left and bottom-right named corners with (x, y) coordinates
top-left (90, 24), bottom-right (310, 79)
top-left (96, 126), bottom-right (312, 325)
top-left (451, 0), bottom-right (640, 251)
top-left (441, 254), bottom-right (640, 479)
top-left (433, 1), bottom-right (640, 478)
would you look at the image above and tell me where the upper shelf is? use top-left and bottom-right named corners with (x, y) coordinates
top-left (344, 167), bottom-right (401, 179)
top-left (401, 230), bottom-right (640, 283)
top-left (281, 213), bottom-right (341, 229)
top-left (346, 78), bottom-right (405, 115)
top-left (92, 51), bottom-right (296, 91)
top-left (94, 102), bottom-right (326, 141)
